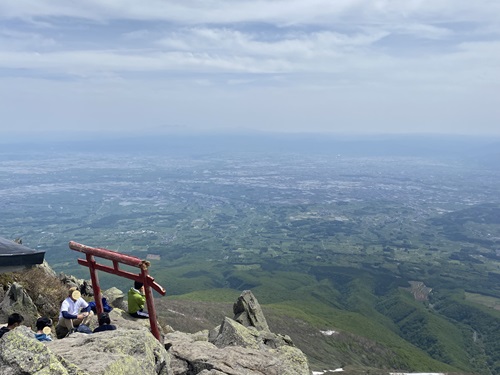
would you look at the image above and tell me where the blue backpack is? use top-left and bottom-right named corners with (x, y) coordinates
top-left (76, 324), bottom-right (93, 334)
top-left (88, 297), bottom-right (113, 313)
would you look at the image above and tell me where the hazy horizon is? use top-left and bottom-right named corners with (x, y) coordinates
top-left (2, 129), bottom-right (500, 144)
top-left (1, 133), bottom-right (499, 168)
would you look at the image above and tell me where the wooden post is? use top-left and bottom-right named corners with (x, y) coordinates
top-left (69, 241), bottom-right (166, 341)
top-left (141, 268), bottom-right (161, 340)
top-left (86, 253), bottom-right (103, 315)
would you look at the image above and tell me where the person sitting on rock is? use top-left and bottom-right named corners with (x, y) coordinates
top-left (0, 313), bottom-right (24, 338)
top-left (127, 281), bottom-right (149, 319)
top-left (56, 287), bottom-right (94, 338)
top-left (35, 316), bottom-right (53, 342)
top-left (93, 312), bottom-right (116, 333)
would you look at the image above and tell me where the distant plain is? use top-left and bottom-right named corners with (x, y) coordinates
top-left (1, 134), bottom-right (499, 374)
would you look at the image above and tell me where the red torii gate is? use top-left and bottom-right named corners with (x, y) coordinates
top-left (68, 241), bottom-right (166, 341)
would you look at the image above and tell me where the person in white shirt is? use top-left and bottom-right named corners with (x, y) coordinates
top-left (56, 287), bottom-right (94, 337)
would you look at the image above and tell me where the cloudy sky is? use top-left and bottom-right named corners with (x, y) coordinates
top-left (0, 0), bottom-right (499, 139)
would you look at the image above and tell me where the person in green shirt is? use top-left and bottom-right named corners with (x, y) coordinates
top-left (127, 281), bottom-right (149, 319)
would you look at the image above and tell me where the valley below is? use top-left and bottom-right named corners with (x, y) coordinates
top-left (1, 136), bottom-right (499, 374)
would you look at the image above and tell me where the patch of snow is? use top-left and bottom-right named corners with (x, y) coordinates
top-left (119, 201), bottom-right (135, 206)
top-left (312, 369), bottom-right (344, 374)
top-left (167, 309), bottom-right (185, 316)
top-left (320, 330), bottom-right (337, 336)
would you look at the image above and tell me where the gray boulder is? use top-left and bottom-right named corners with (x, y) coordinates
top-left (233, 290), bottom-right (269, 332)
top-left (0, 283), bottom-right (39, 328)
top-left (0, 325), bottom-right (77, 375)
top-left (48, 329), bottom-right (171, 375)
top-left (58, 274), bottom-right (93, 297)
top-left (211, 317), bottom-right (294, 350)
top-left (166, 329), bottom-right (310, 375)
top-left (102, 287), bottom-right (126, 311)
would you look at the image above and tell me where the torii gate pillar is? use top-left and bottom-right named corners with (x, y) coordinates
top-left (69, 241), bottom-right (166, 341)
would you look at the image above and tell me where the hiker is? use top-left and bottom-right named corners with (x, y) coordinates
top-left (35, 316), bottom-right (53, 341)
top-left (93, 312), bottom-right (116, 333)
top-left (0, 313), bottom-right (24, 338)
top-left (56, 287), bottom-right (93, 337)
top-left (127, 281), bottom-right (149, 319)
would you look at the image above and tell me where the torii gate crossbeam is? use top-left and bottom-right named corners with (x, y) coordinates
top-left (68, 241), bottom-right (166, 341)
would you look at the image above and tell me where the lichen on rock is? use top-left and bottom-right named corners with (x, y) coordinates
top-left (47, 326), bottom-right (171, 375)
top-left (0, 326), bottom-right (71, 375)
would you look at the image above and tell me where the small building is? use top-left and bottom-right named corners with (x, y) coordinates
top-left (0, 236), bottom-right (45, 273)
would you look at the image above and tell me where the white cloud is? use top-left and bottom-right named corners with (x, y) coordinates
top-left (1, 0), bottom-right (499, 25)
top-left (390, 23), bottom-right (453, 40)
top-left (0, 0), bottom-right (498, 136)
top-left (0, 28), bottom-right (58, 51)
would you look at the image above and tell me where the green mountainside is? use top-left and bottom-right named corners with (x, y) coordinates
top-left (157, 287), bottom-right (490, 374)
top-left (165, 261), bottom-right (500, 374)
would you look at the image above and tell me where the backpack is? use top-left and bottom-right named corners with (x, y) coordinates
top-left (88, 297), bottom-right (114, 313)
top-left (102, 297), bottom-right (113, 312)
top-left (76, 324), bottom-right (93, 334)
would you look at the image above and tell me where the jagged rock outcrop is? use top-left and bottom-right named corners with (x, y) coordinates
top-left (165, 291), bottom-right (310, 375)
top-left (36, 261), bottom-right (57, 278)
top-left (233, 290), bottom-right (269, 332)
top-left (0, 283), bottom-right (38, 328)
top-left (58, 274), bottom-right (93, 297)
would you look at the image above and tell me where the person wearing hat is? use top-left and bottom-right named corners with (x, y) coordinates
top-left (35, 317), bottom-right (53, 342)
top-left (56, 287), bottom-right (93, 337)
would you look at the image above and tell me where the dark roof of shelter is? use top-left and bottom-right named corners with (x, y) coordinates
top-left (0, 237), bottom-right (45, 268)
top-left (0, 237), bottom-right (43, 255)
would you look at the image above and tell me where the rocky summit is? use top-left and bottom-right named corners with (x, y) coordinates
top-left (0, 274), bottom-right (310, 375)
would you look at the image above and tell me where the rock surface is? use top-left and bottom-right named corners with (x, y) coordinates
top-left (0, 326), bottom-right (80, 375)
top-left (102, 287), bottom-right (127, 311)
top-left (47, 328), bottom-right (171, 375)
top-left (233, 290), bottom-right (269, 332)
top-left (165, 291), bottom-right (310, 375)
top-left (1, 322), bottom-right (171, 375)
top-left (58, 274), bottom-right (93, 297)
top-left (0, 282), bottom-right (39, 328)
top-left (166, 328), bottom-right (309, 375)
top-left (0, 287), bottom-right (310, 375)
top-left (36, 261), bottom-right (57, 278)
